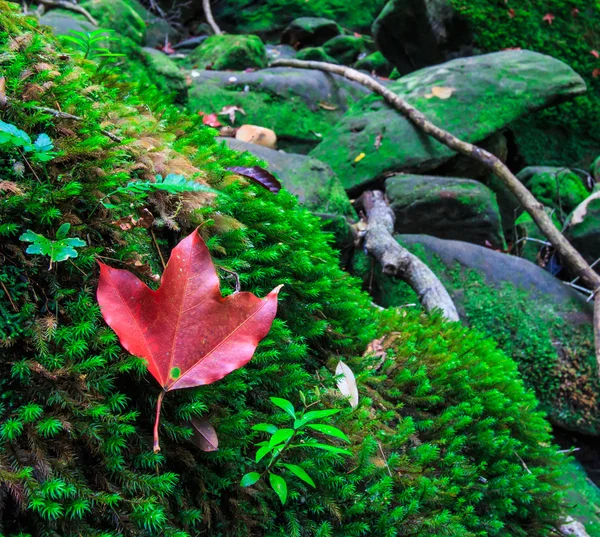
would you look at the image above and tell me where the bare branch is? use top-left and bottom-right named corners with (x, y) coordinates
top-left (202, 0), bottom-right (222, 35)
top-left (38, 0), bottom-right (98, 26)
top-left (273, 58), bottom-right (600, 373)
top-left (358, 190), bottom-right (459, 321)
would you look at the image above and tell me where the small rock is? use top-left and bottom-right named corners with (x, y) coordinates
top-left (187, 34), bottom-right (267, 70)
top-left (281, 17), bottom-right (341, 48)
top-left (235, 125), bottom-right (277, 148)
top-left (322, 35), bottom-right (365, 66)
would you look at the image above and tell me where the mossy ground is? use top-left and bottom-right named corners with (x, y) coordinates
top-left (449, 0), bottom-right (600, 167)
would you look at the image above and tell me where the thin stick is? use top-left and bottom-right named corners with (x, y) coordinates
top-left (202, 0), bottom-right (223, 35)
top-left (153, 390), bottom-right (167, 453)
top-left (377, 441), bottom-right (392, 477)
top-left (0, 281), bottom-right (18, 312)
top-left (272, 58), bottom-right (600, 375)
top-left (216, 265), bottom-right (240, 292)
top-left (150, 229), bottom-right (166, 269)
top-left (38, 0), bottom-right (98, 26)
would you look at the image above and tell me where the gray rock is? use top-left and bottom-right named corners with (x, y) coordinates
top-left (141, 48), bottom-right (188, 104)
top-left (39, 10), bottom-right (96, 35)
top-left (281, 17), bottom-right (341, 48)
top-left (565, 191), bottom-right (600, 266)
top-left (322, 35), bottom-right (365, 66)
top-left (372, 0), bottom-right (472, 74)
top-left (385, 174), bottom-right (505, 248)
top-left (174, 35), bottom-right (209, 50)
top-left (266, 44), bottom-right (297, 63)
top-left (310, 50), bottom-right (586, 193)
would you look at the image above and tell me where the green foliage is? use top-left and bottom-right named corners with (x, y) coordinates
top-left (0, 120), bottom-right (55, 161)
top-left (0, 5), bottom-right (575, 536)
top-left (449, 0), bottom-right (600, 166)
top-left (241, 395), bottom-right (350, 504)
top-left (61, 29), bottom-right (125, 61)
top-left (20, 223), bottom-right (86, 267)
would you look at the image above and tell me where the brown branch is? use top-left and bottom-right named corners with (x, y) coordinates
top-left (273, 58), bottom-right (600, 374)
top-left (202, 0), bottom-right (222, 35)
top-left (358, 190), bottom-right (459, 321)
top-left (38, 0), bottom-right (98, 26)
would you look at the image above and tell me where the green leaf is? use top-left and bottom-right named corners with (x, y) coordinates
top-left (294, 408), bottom-right (340, 429)
top-left (280, 463), bottom-right (316, 488)
top-left (270, 397), bottom-right (296, 418)
top-left (515, 212), bottom-right (534, 226)
top-left (56, 223), bottom-right (70, 240)
top-left (269, 428), bottom-right (294, 447)
top-left (33, 133), bottom-right (54, 153)
top-left (306, 424), bottom-right (350, 442)
top-left (20, 229), bottom-right (85, 263)
top-left (252, 423), bottom-right (278, 434)
top-left (291, 443), bottom-right (352, 456)
top-left (255, 444), bottom-right (274, 463)
top-left (269, 473), bottom-right (287, 504)
top-left (240, 472), bottom-right (261, 487)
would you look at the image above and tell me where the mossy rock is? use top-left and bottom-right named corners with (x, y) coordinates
top-left (0, 3), bottom-right (583, 535)
top-left (322, 35), bottom-right (365, 65)
top-left (560, 460), bottom-right (600, 537)
top-left (281, 17), bottom-right (341, 47)
top-left (385, 174), bottom-right (506, 248)
top-left (187, 67), bottom-right (370, 152)
top-left (565, 192), bottom-right (600, 266)
top-left (141, 48), bottom-right (188, 104)
top-left (310, 50), bottom-right (586, 193)
top-left (80, 0), bottom-right (147, 45)
top-left (295, 46), bottom-right (338, 63)
top-left (187, 34), bottom-right (267, 70)
top-left (38, 9), bottom-right (96, 35)
top-left (514, 206), bottom-right (562, 265)
top-left (351, 234), bottom-right (600, 435)
top-left (354, 51), bottom-right (393, 75)
top-left (591, 154), bottom-right (600, 182)
top-left (517, 166), bottom-right (591, 219)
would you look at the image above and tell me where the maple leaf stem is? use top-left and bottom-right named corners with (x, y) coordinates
top-left (153, 389), bottom-right (167, 453)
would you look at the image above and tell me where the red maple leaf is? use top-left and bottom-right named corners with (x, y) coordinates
top-left (542, 13), bottom-right (555, 24)
top-left (97, 229), bottom-right (282, 451)
top-left (593, 68), bottom-right (600, 78)
top-left (591, 50), bottom-right (600, 58)
top-left (508, 8), bottom-right (515, 18)
top-left (198, 111), bottom-right (222, 128)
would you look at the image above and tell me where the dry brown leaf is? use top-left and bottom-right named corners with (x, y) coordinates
top-left (0, 76), bottom-right (6, 110)
top-left (190, 417), bottom-right (219, 452)
top-left (9, 33), bottom-right (33, 51)
top-left (235, 124), bottom-right (277, 149)
top-left (218, 105), bottom-right (246, 124)
top-left (318, 102), bottom-right (338, 111)
top-left (0, 181), bottom-right (24, 196)
top-left (425, 86), bottom-right (457, 99)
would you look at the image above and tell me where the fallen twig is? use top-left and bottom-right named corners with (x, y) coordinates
top-left (38, 0), bottom-right (98, 26)
top-left (273, 58), bottom-right (600, 374)
top-left (202, 0), bottom-right (223, 35)
top-left (357, 190), bottom-right (459, 321)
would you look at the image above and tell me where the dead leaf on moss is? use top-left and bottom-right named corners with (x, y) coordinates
top-left (425, 86), bottom-right (456, 99)
top-left (318, 102), bottom-right (338, 111)
top-left (0, 181), bottom-right (24, 196)
top-left (190, 417), bottom-right (219, 452)
top-left (218, 105), bottom-right (246, 124)
top-left (0, 76), bottom-right (6, 110)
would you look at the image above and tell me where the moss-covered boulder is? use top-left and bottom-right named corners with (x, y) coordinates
top-left (322, 35), bottom-right (365, 65)
top-left (352, 234), bottom-right (600, 435)
top-left (141, 47), bottom-right (188, 104)
top-left (295, 46), bottom-right (338, 63)
top-left (355, 51), bottom-right (393, 76)
top-left (187, 67), bottom-right (370, 152)
top-left (372, 0), bottom-right (472, 74)
top-left (561, 460), bottom-right (600, 536)
top-left (281, 17), bottom-right (340, 47)
top-left (310, 50), bottom-right (586, 193)
top-left (565, 192), bottom-right (600, 266)
top-left (514, 206), bottom-right (562, 265)
top-left (38, 9), bottom-right (96, 35)
top-left (212, 0), bottom-right (387, 35)
top-left (187, 34), bottom-right (268, 71)
top-left (385, 174), bottom-right (505, 248)
top-left (80, 0), bottom-right (146, 45)
top-left (517, 166), bottom-right (591, 218)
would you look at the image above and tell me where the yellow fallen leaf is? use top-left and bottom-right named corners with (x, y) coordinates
top-left (354, 152), bottom-right (366, 163)
top-left (425, 86), bottom-right (456, 99)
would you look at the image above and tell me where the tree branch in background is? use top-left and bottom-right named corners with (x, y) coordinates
top-left (202, 0), bottom-right (222, 35)
top-left (273, 58), bottom-right (600, 374)
top-left (38, 0), bottom-right (98, 26)
top-left (357, 190), bottom-right (459, 321)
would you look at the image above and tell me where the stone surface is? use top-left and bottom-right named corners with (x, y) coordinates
top-left (385, 174), bottom-right (505, 248)
top-left (281, 17), bottom-right (341, 48)
top-left (310, 50), bottom-right (586, 193)
top-left (141, 48), bottom-right (188, 104)
top-left (517, 166), bottom-right (591, 217)
top-left (174, 36), bottom-right (209, 50)
top-left (187, 34), bottom-right (268, 70)
top-left (351, 233), bottom-right (599, 435)
top-left (565, 191), bottom-right (600, 266)
top-left (39, 10), bottom-right (96, 35)
top-left (80, 0), bottom-right (147, 45)
top-left (355, 51), bottom-right (393, 76)
top-left (372, 0), bottom-right (472, 74)
top-left (188, 67), bottom-right (371, 151)
top-left (266, 44), bottom-right (296, 63)
top-left (322, 35), bottom-right (365, 65)
top-left (222, 138), bottom-right (355, 218)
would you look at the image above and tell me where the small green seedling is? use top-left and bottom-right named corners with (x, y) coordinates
top-left (60, 29), bottom-right (126, 61)
top-left (20, 223), bottom-right (86, 269)
top-left (0, 120), bottom-right (56, 162)
top-left (241, 394), bottom-right (351, 505)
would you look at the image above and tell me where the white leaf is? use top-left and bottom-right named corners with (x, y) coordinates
top-left (335, 361), bottom-right (359, 408)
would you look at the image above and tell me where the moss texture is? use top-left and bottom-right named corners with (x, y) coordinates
top-left (187, 34), bottom-right (267, 71)
top-left (0, 3), bottom-right (583, 536)
top-left (80, 0), bottom-right (146, 45)
top-left (449, 0), bottom-right (600, 167)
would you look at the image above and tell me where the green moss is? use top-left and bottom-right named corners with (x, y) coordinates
top-left (80, 0), bottom-right (146, 44)
top-left (560, 460), bottom-right (600, 536)
top-left (355, 51), bottom-right (393, 75)
top-left (449, 0), bottom-right (600, 166)
top-left (187, 34), bottom-right (267, 70)
top-left (526, 170), bottom-right (590, 217)
top-left (322, 35), bottom-right (365, 65)
top-left (295, 46), bottom-right (338, 63)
